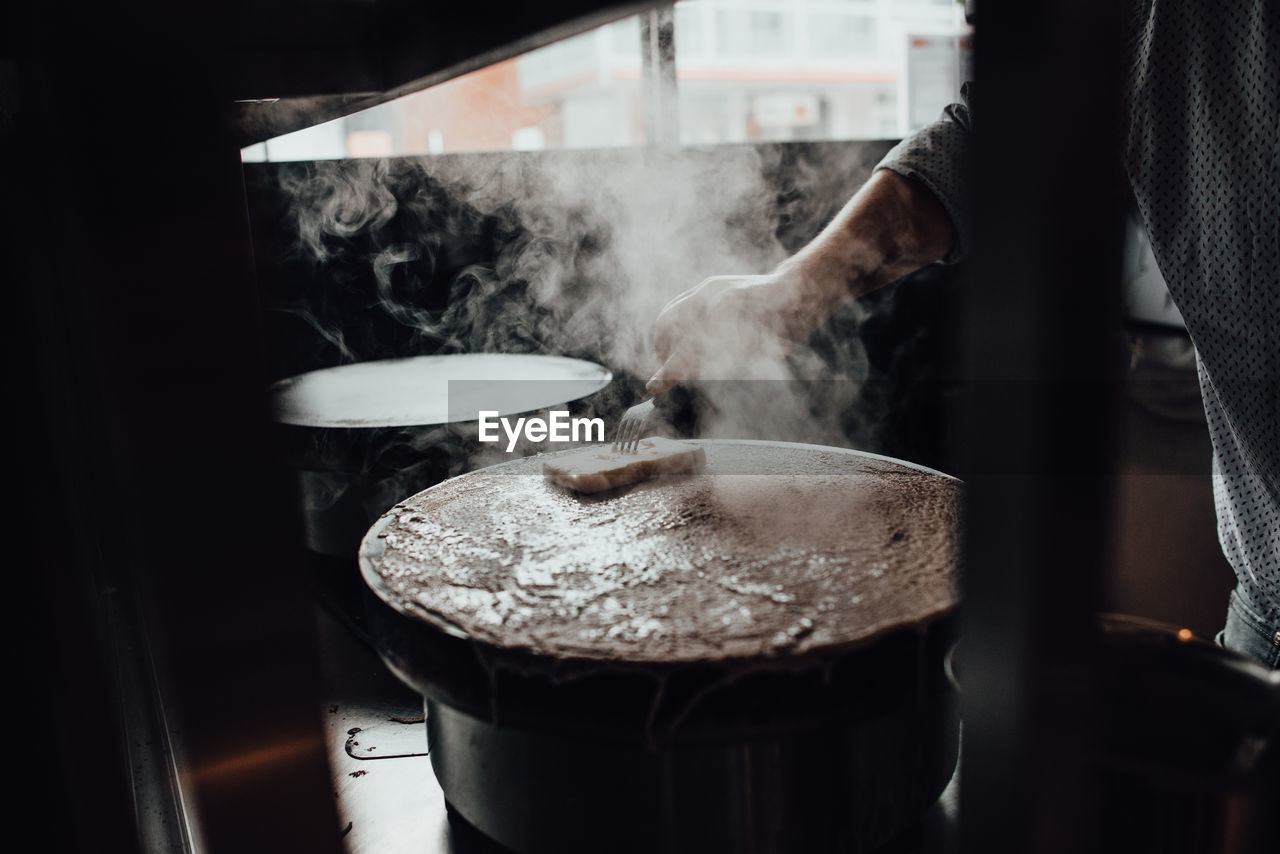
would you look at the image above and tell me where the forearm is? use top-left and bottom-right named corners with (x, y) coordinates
top-left (774, 169), bottom-right (955, 335)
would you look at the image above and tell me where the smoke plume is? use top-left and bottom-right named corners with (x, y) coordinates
top-left (260, 139), bottom-right (905, 485)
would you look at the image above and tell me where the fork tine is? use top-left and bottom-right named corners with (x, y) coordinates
top-left (613, 414), bottom-right (634, 452)
top-left (635, 398), bottom-right (655, 451)
top-left (621, 418), bottom-right (637, 453)
top-left (632, 407), bottom-right (648, 450)
top-left (612, 397), bottom-right (655, 454)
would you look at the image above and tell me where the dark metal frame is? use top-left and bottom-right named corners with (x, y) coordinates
top-left (640, 6), bottom-right (679, 149)
top-left (957, 1), bottom-right (1126, 851)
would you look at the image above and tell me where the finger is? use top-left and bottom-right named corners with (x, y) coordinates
top-left (651, 278), bottom-right (732, 359)
top-left (653, 322), bottom-right (676, 364)
top-left (652, 295), bottom-right (702, 362)
top-left (645, 371), bottom-right (678, 396)
top-left (646, 349), bottom-right (694, 395)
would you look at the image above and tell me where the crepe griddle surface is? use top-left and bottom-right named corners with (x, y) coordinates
top-left (361, 440), bottom-right (959, 665)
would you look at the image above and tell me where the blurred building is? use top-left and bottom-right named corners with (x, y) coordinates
top-left (244, 0), bottom-right (969, 162)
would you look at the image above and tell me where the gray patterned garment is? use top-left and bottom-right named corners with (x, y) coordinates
top-left (878, 1), bottom-right (1279, 666)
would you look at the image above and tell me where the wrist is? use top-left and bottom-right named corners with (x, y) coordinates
top-left (768, 257), bottom-right (848, 343)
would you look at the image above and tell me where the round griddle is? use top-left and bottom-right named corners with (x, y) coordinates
top-left (359, 441), bottom-right (963, 854)
top-left (269, 353), bottom-right (612, 428)
top-left (360, 440), bottom-right (960, 668)
top-left (268, 353), bottom-right (612, 556)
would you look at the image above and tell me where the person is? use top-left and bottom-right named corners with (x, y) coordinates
top-left (645, 2), bottom-right (1279, 669)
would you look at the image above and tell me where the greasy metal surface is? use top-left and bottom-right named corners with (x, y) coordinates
top-left (346, 721), bottom-right (430, 760)
top-left (362, 440), bottom-right (959, 664)
top-left (328, 710), bottom-right (442, 853)
top-left (316, 604), bottom-right (447, 854)
top-left (269, 354), bottom-right (611, 428)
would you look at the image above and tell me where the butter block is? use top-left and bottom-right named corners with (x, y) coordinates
top-left (543, 437), bottom-right (707, 493)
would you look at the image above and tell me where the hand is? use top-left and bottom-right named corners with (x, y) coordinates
top-left (646, 269), bottom-right (815, 394)
top-left (644, 170), bottom-right (954, 395)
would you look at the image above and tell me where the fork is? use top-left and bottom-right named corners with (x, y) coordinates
top-left (611, 397), bottom-right (655, 453)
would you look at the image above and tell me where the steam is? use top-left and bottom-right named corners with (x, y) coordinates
top-left (282, 159), bottom-right (400, 262)
top-left (417, 146), bottom-right (789, 376)
top-left (269, 141), bottom-right (895, 464)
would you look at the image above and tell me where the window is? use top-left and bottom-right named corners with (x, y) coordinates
top-left (241, 0), bottom-right (970, 161)
top-left (808, 14), bottom-right (877, 57)
top-left (242, 18), bottom-right (644, 161)
top-left (715, 11), bottom-right (793, 55)
top-left (671, 0), bottom-right (967, 145)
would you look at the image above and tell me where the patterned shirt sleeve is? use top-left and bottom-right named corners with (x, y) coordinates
top-left (875, 84), bottom-right (974, 265)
